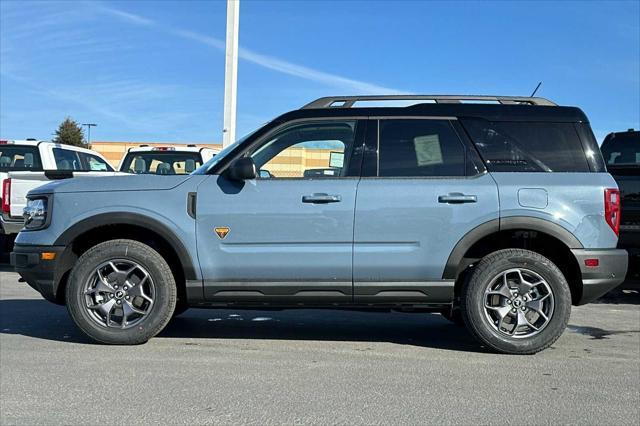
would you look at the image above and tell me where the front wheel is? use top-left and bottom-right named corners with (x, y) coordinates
top-left (461, 249), bottom-right (571, 355)
top-left (66, 239), bottom-right (177, 344)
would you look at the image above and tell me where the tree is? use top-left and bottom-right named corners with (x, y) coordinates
top-left (52, 117), bottom-right (86, 147)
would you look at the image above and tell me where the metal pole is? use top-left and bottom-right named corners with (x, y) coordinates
top-left (82, 123), bottom-right (97, 146)
top-left (222, 0), bottom-right (239, 148)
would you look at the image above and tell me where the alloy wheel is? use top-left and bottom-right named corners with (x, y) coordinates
top-left (83, 259), bottom-right (155, 329)
top-left (483, 268), bottom-right (555, 338)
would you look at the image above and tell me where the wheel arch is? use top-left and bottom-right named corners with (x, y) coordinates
top-left (444, 217), bottom-right (584, 304)
top-left (52, 213), bottom-right (198, 304)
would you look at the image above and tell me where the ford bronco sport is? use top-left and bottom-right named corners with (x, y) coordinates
top-left (11, 95), bottom-right (628, 354)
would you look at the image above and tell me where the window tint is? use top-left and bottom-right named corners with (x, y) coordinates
top-left (251, 121), bottom-right (356, 178)
top-left (601, 132), bottom-right (640, 167)
top-left (0, 146), bottom-right (43, 171)
top-left (461, 119), bottom-right (590, 172)
top-left (378, 119), bottom-right (465, 177)
top-left (120, 152), bottom-right (203, 175)
top-left (79, 152), bottom-right (113, 171)
top-left (53, 148), bottom-right (82, 170)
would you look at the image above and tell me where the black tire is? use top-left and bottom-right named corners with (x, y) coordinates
top-left (461, 249), bottom-right (571, 355)
top-left (66, 239), bottom-right (177, 344)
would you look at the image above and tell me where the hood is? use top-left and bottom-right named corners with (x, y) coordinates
top-left (29, 174), bottom-right (194, 195)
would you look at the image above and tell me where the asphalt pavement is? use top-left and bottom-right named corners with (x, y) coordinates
top-left (1, 267), bottom-right (639, 425)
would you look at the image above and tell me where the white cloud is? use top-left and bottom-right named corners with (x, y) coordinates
top-left (97, 6), bottom-right (155, 27)
top-left (99, 5), bottom-right (405, 94)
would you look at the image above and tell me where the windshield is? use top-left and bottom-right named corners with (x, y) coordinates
top-left (193, 129), bottom-right (261, 174)
top-left (120, 151), bottom-right (203, 175)
top-left (0, 145), bottom-right (43, 172)
top-left (601, 132), bottom-right (639, 167)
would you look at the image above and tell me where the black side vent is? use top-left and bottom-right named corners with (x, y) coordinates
top-left (187, 192), bottom-right (197, 219)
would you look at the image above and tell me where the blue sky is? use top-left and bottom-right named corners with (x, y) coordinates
top-left (1, 0), bottom-right (638, 144)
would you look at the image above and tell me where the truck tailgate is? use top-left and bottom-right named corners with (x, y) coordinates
top-left (8, 171), bottom-right (123, 218)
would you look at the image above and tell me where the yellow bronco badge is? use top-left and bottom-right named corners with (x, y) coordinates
top-left (214, 227), bottom-right (230, 239)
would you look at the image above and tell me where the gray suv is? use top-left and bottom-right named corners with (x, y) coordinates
top-left (11, 95), bottom-right (628, 354)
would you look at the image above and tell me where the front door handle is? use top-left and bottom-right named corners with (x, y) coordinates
top-left (302, 193), bottom-right (342, 204)
top-left (438, 193), bottom-right (477, 204)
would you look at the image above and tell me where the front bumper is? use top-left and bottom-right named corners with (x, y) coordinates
top-left (572, 248), bottom-right (628, 305)
top-left (10, 244), bottom-right (66, 304)
top-left (1, 214), bottom-right (23, 235)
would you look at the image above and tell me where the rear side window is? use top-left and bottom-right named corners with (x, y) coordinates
top-left (53, 148), bottom-right (82, 170)
top-left (378, 119), bottom-right (465, 177)
top-left (601, 132), bottom-right (640, 166)
top-left (78, 152), bottom-right (114, 171)
top-left (461, 119), bottom-right (590, 172)
top-left (0, 146), bottom-right (43, 171)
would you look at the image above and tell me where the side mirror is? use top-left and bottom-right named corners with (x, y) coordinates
top-left (227, 157), bottom-right (257, 181)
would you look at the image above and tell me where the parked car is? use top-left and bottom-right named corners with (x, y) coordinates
top-left (11, 95), bottom-right (627, 354)
top-left (118, 145), bottom-right (218, 175)
top-left (1, 139), bottom-right (116, 237)
top-left (600, 129), bottom-right (639, 282)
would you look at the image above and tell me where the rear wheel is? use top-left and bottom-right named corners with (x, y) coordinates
top-left (461, 249), bottom-right (571, 354)
top-left (66, 239), bottom-right (177, 344)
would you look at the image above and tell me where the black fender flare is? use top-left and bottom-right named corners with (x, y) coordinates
top-left (54, 212), bottom-right (198, 280)
top-left (442, 217), bottom-right (583, 279)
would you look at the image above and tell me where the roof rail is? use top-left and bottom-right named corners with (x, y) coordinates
top-left (301, 95), bottom-right (557, 109)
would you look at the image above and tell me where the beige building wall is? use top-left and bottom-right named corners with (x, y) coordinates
top-left (91, 142), bottom-right (337, 177)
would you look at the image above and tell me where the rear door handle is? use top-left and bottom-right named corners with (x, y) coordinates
top-left (438, 193), bottom-right (477, 204)
top-left (302, 193), bottom-right (342, 204)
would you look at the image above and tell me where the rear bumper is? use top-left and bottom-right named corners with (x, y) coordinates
top-left (1, 214), bottom-right (23, 235)
top-left (10, 244), bottom-right (66, 304)
top-left (572, 248), bottom-right (628, 305)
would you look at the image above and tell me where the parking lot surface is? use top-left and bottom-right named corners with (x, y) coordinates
top-left (1, 267), bottom-right (639, 425)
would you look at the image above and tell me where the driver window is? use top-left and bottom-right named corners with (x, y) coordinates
top-left (250, 121), bottom-right (356, 178)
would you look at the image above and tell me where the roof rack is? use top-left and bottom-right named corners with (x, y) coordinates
top-left (301, 95), bottom-right (557, 109)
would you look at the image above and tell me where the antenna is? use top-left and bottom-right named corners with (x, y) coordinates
top-left (530, 81), bottom-right (543, 97)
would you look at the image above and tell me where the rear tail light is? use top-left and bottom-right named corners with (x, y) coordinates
top-left (1, 178), bottom-right (11, 214)
top-left (584, 258), bottom-right (600, 268)
top-left (604, 188), bottom-right (621, 236)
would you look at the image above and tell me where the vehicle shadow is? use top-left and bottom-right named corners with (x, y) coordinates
top-left (595, 283), bottom-right (640, 305)
top-left (0, 299), bottom-right (485, 352)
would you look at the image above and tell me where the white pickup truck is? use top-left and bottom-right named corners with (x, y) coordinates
top-left (118, 145), bottom-right (218, 174)
top-left (1, 139), bottom-right (117, 236)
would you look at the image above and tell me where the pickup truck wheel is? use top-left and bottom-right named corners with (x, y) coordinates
top-left (461, 249), bottom-right (571, 355)
top-left (66, 239), bottom-right (177, 344)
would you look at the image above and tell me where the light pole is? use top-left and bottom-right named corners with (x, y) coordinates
top-left (82, 123), bottom-right (97, 146)
top-left (222, 0), bottom-right (239, 148)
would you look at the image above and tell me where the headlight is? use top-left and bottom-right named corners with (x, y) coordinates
top-left (23, 197), bottom-right (49, 230)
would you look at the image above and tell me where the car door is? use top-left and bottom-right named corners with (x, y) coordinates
top-left (196, 119), bottom-right (365, 303)
top-left (353, 118), bottom-right (499, 303)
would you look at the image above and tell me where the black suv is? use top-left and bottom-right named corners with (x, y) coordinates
top-left (601, 129), bottom-right (639, 282)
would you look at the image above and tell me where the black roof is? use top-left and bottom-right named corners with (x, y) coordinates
top-left (603, 128), bottom-right (639, 144)
top-left (275, 103), bottom-right (588, 123)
